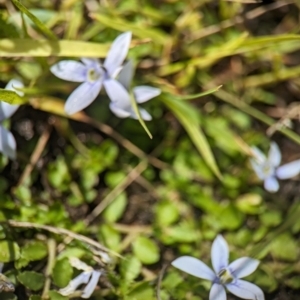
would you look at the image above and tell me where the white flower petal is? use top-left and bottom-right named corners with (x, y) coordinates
top-left (59, 271), bottom-right (92, 296)
top-left (211, 235), bottom-right (229, 274)
top-left (51, 60), bottom-right (87, 82)
top-left (109, 102), bottom-right (131, 118)
top-left (264, 176), bottom-right (279, 193)
top-left (0, 126), bottom-right (16, 160)
top-left (81, 270), bottom-right (102, 299)
top-left (209, 283), bottom-right (227, 300)
top-left (104, 32), bottom-right (132, 78)
top-left (5, 79), bottom-right (24, 97)
top-left (226, 279), bottom-right (265, 300)
top-left (251, 147), bottom-right (266, 164)
top-left (171, 256), bottom-right (216, 281)
top-left (65, 80), bottom-right (102, 115)
top-left (250, 159), bottom-right (265, 180)
top-left (104, 79), bottom-right (131, 103)
top-left (118, 60), bottom-right (134, 90)
top-left (276, 159), bottom-right (300, 179)
top-left (267, 142), bottom-right (281, 167)
top-left (133, 86), bottom-right (161, 103)
top-left (228, 257), bottom-right (259, 279)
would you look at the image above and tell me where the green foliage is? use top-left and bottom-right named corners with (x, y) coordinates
top-left (0, 241), bottom-right (20, 262)
top-left (1, 0), bottom-right (300, 299)
top-left (17, 271), bottom-right (45, 291)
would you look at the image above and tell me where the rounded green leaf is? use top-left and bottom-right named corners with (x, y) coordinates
top-left (132, 236), bottom-right (160, 265)
top-left (52, 258), bottom-right (73, 288)
top-left (0, 241), bottom-right (20, 262)
top-left (120, 255), bottom-right (142, 283)
top-left (22, 241), bottom-right (48, 261)
top-left (48, 291), bottom-right (68, 300)
top-left (17, 271), bottom-right (45, 291)
top-left (103, 192), bottom-right (127, 222)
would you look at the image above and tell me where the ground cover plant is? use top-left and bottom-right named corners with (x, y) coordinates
top-left (0, 0), bottom-right (300, 299)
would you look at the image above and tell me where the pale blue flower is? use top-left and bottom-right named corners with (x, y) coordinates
top-left (250, 142), bottom-right (300, 193)
top-left (59, 258), bottom-right (101, 299)
top-left (50, 32), bottom-right (132, 115)
top-left (108, 60), bottom-right (161, 120)
top-left (172, 235), bottom-right (264, 300)
top-left (0, 79), bottom-right (23, 160)
top-left (59, 270), bottom-right (102, 299)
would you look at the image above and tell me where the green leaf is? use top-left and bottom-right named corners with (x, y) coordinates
top-left (155, 200), bottom-right (179, 226)
top-left (129, 92), bottom-right (152, 138)
top-left (21, 241), bottom-right (48, 261)
top-left (132, 236), bottom-right (160, 264)
top-left (0, 241), bottom-right (20, 262)
top-left (218, 204), bottom-right (244, 230)
top-left (120, 255), bottom-right (142, 283)
top-left (161, 93), bottom-right (221, 179)
top-left (29, 296), bottom-right (42, 300)
top-left (103, 192), bottom-right (128, 223)
top-left (11, 0), bottom-right (56, 40)
top-left (0, 89), bottom-right (26, 105)
top-left (17, 271), bottom-right (45, 291)
top-left (126, 282), bottom-right (155, 300)
top-left (0, 39), bottom-right (109, 57)
top-left (91, 13), bottom-right (169, 45)
top-left (52, 258), bottom-right (73, 288)
top-left (48, 291), bottom-right (68, 300)
top-left (270, 234), bottom-right (298, 262)
top-left (179, 85), bottom-right (222, 100)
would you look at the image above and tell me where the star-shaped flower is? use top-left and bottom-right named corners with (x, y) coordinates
top-left (50, 32), bottom-right (132, 115)
top-left (0, 79), bottom-right (23, 160)
top-left (108, 60), bottom-right (161, 120)
top-left (250, 142), bottom-right (300, 192)
top-left (59, 258), bottom-right (101, 299)
top-left (172, 235), bottom-right (264, 300)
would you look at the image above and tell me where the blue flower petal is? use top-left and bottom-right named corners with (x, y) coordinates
top-left (267, 142), bottom-right (281, 167)
top-left (104, 79), bottom-right (131, 103)
top-left (211, 235), bottom-right (229, 274)
top-left (133, 86), bottom-right (161, 103)
top-left (118, 60), bottom-right (134, 90)
top-left (65, 80), bottom-right (102, 115)
top-left (264, 176), bottom-right (279, 193)
top-left (109, 102), bottom-right (131, 118)
top-left (81, 270), bottom-right (101, 299)
top-left (228, 257), bottom-right (259, 279)
top-left (51, 60), bottom-right (87, 82)
top-left (226, 279), bottom-right (265, 300)
top-left (209, 283), bottom-right (226, 300)
top-left (104, 32), bottom-right (132, 78)
top-left (276, 159), bottom-right (300, 179)
top-left (0, 125), bottom-right (17, 160)
top-left (0, 79), bottom-right (23, 121)
top-left (172, 256), bottom-right (216, 281)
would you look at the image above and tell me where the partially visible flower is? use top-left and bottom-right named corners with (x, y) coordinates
top-left (172, 235), bottom-right (264, 300)
top-left (250, 142), bottom-right (300, 192)
top-left (108, 60), bottom-right (161, 120)
top-left (50, 32), bottom-right (132, 115)
top-left (0, 79), bottom-right (23, 160)
top-left (0, 262), bottom-right (15, 293)
top-left (59, 257), bottom-right (101, 299)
